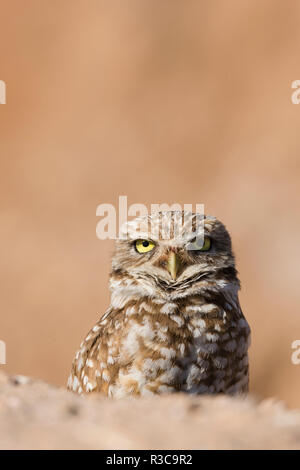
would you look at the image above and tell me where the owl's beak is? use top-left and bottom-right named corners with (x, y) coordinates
top-left (167, 251), bottom-right (180, 280)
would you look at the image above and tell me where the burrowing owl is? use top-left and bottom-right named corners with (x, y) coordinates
top-left (68, 211), bottom-right (250, 397)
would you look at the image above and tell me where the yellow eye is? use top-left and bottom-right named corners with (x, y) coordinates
top-left (135, 239), bottom-right (156, 254)
top-left (187, 237), bottom-right (211, 252)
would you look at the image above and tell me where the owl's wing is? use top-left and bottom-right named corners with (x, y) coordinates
top-left (67, 307), bottom-right (118, 395)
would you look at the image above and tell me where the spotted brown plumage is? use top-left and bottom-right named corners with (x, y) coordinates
top-left (68, 212), bottom-right (250, 397)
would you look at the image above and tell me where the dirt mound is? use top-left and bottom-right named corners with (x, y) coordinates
top-left (0, 372), bottom-right (299, 449)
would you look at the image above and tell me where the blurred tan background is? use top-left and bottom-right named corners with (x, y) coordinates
top-left (1, 0), bottom-right (300, 407)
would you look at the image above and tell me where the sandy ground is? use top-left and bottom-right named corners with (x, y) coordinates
top-left (0, 372), bottom-right (299, 450)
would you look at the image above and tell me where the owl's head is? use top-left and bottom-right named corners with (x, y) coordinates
top-left (110, 211), bottom-right (239, 301)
